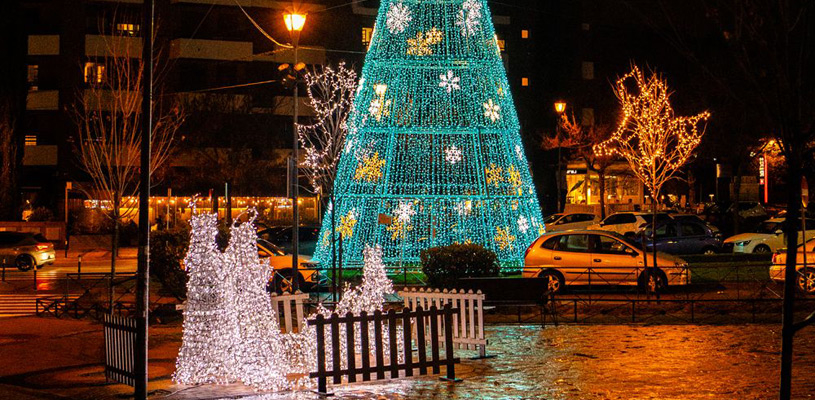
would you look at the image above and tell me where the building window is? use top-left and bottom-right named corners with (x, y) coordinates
top-left (116, 23), bottom-right (140, 37)
top-left (362, 27), bottom-right (374, 46)
top-left (496, 37), bottom-right (505, 52)
top-left (581, 61), bottom-right (595, 80)
top-left (521, 29), bottom-right (529, 39)
top-left (84, 62), bottom-right (105, 85)
top-left (27, 65), bottom-right (39, 91)
top-left (25, 135), bottom-right (37, 147)
top-left (582, 23), bottom-right (591, 31)
top-left (521, 77), bottom-right (529, 86)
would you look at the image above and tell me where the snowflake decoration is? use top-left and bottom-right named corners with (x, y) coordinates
top-left (485, 163), bottom-right (504, 186)
top-left (444, 145), bottom-right (463, 164)
top-left (356, 77), bottom-right (366, 95)
top-left (345, 139), bottom-right (354, 154)
top-left (455, 0), bottom-right (483, 37)
top-left (455, 200), bottom-right (473, 216)
top-left (387, 219), bottom-right (412, 240)
top-left (407, 28), bottom-right (443, 56)
top-left (533, 217), bottom-right (546, 235)
top-left (338, 209), bottom-right (359, 239)
top-left (515, 144), bottom-right (523, 159)
top-left (354, 152), bottom-right (386, 182)
top-left (517, 215), bottom-right (530, 234)
top-left (483, 98), bottom-right (501, 122)
top-left (386, 2), bottom-right (412, 34)
top-left (393, 201), bottom-right (416, 224)
top-left (507, 165), bottom-right (523, 194)
top-left (494, 226), bottom-right (516, 251)
top-left (439, 70), bottom-right (461, 93)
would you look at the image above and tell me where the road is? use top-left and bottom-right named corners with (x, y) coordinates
top-left (0, 249), bottom-right (138, 317)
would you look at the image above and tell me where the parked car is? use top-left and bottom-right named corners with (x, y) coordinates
top-left (639, 220), bottom-right (723, 255)
top-left (723, 218), bottom-right (815, 254)
top-left (0, 232), bottom-right (55, 271)
top-left (728, 201), bottom-right (768, 219)
top-left (770, 239), bottom-right (815, 293)
top-left (522, 230), bottom-right (689, 293)
top-left (543, 212), bottom-right (598, 232)
top-left (258, 239), bottom-right (323, 293)
top-left (258, 225), bottom-right (321, 256)
top-left (587, 212), bottom-right (673, 236)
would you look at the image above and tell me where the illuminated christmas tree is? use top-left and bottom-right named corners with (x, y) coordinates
top-left (313, 0), bottom-right (543, 270)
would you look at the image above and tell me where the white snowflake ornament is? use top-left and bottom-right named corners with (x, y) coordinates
top-left (444, 145), bottom-right (463, 164)
top-left (517, 215), bottom-right (530, 234)
top-left (386, 3), bottom-right (412, 34)
top-left (439, 70), bottom-right (461, 93)
top-left (456, 0), bottom-right (483, 37)
top-left (483, 98), bottom-right (501, 122)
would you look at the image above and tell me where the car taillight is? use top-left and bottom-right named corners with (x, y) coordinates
top-left (772, 253), bottom-right (780, 265)
top-left (524, 242), bottom-right (535, 258)
top-left (36, 244), bottom-right (50, 250)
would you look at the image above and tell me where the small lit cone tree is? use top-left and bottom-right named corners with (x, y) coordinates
top-left (313, 0), bottom-right (544, 269)
top-left (173, 209), bottom-right (239, 384)
top-left (596, 65), bottom-right (709, 278)
top-left (226, 216), bottom-right (289, 391)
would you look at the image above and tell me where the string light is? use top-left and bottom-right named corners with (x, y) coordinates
top-left (313, 0), bottom-right (543, 271)
top-left (594, 64), bottom-right (710, 201)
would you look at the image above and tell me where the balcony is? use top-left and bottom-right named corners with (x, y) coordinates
top-left (170, 38), bottom-right (253, 61)
top-left (23, 145), bottom-right (58, 166)
top-left (28, 35), bottom-right (59, 56)
top-left (85, 35), bottom-right (143, 58)
top-left (26, 91), bottom-right (59, 111)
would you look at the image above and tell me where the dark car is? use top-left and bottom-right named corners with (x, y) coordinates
top-left (0, 232), bottom-right (56, 271)
top-left (641, 220), bottom-right (723, 255)
top-left (257, 226), bottom-right (321, 256)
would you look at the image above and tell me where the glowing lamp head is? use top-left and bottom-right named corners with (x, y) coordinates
top-left (284, 13), bottom-right (307, 32)
top-left (554, 101), bottom-right (567, 114)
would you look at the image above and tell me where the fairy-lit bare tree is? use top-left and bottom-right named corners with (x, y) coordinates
top-left (596, 64), bottom-right (709, 273)
top-left (0, 100), bottom-right (19, 221)
top-left (72, 20), bottom-right (183, 305)
top-left (297, 63), bottom-right (358, 201)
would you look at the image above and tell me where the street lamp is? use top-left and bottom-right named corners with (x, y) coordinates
top-left (554, 101), bottom-right (566, 212)
top-left (285, 11), bottom-right (306, 291)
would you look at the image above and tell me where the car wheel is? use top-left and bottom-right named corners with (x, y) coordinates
top-left (753, 245), bottom-right (771, 254)
top-left (797, 268), bottom-right (815, 294)
top-left (702, 247), bottom-right (717, 255)
top-left (273, 270), bottom-right (305, 294)
top-left (15, 255), bottom-right (35, 272)
top-left (539, 270), bottom-right (565, 294)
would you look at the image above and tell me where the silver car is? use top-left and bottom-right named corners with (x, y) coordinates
top-left (0, 232), bottom-right (56, 271)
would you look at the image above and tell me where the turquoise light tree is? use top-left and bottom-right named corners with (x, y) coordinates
top-left (313, 0), bottom-right (543, 270)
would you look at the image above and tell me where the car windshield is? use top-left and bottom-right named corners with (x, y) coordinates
top-left (754, 221), bottom-right (781, 234)
top-left (543, 214), bottom-right (563, 224)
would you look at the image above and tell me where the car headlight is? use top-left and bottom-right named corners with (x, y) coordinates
top-left (735, 240), bottom-right (751, 246)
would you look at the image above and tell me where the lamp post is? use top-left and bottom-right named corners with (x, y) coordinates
top-left (285, 11), bottom-right (306, 291)
top-left (554, 101), bottom-right (567, 212)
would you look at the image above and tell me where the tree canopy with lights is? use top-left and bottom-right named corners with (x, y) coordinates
top-left (313, 0), bottom-right (543, 269)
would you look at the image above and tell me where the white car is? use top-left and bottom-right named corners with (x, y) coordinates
top-left (543, 213), bottom-right (598, 232)
top-left (770, 239), bottom-right (815, 293)
top-left (587, 212), bottom-right (673, 236)
top-left (724, 218), bottom-right (815, 254)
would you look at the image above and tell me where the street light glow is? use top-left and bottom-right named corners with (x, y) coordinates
top-left (554, 101), bottom-right (567, 114)
top-left (284, 13), bottom-right (307, 32)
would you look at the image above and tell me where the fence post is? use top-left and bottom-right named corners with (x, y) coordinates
top-left (440, 305), bottom-right (461, 382)
top-left (314, 314), bottom-right (328, 395)
top-left (33, 267), bottom-right (38, 291)
top-left (77, 256), bottom-right (82, 278)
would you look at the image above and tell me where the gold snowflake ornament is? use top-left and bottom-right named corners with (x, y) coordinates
top-left (355, 152), bottom-right (386, 182)
top-left (407, 28), bottom-right (443, 56)
top-left (507, 165), bottom-right (522, 194)
top-left (338, 209), bottom-right (358, 239)
top-left (494, 226), bottom-right (516, 250)
top-left (485, 163), bottom-right (504, 186)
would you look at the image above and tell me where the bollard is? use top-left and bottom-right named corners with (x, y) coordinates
top-left (77, 256), bottom-right (82, 278)
top-left (33, 267), bottom-right (38, 291)
top-left (1, 264), bottom-right (5, 282)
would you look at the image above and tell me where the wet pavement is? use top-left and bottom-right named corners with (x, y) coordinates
top-left (211, 324), bottom-right (815, 400)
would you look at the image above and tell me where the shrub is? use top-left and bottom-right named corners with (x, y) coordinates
top-left (420, 243), bottom-right (499, 289)
top-left (151, 228), bottom-right (190, 300)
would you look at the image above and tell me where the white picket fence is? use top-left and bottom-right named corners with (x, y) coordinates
top-left (398, 288), bottom-right (489, 358)
top-left (270, 291), bottom-right (309, 334)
